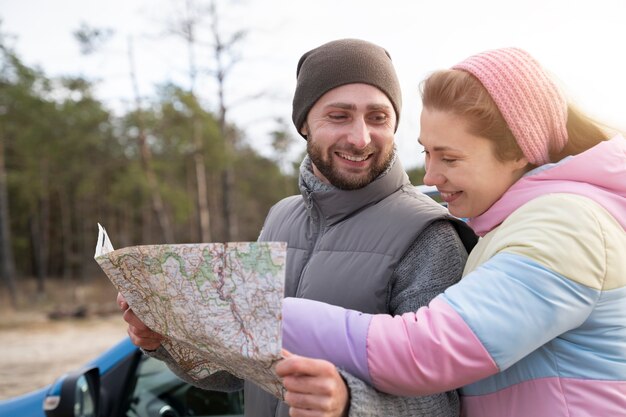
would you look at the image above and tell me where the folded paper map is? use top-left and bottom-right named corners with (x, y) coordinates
top-left (94, 224), bottom-right (286, 398)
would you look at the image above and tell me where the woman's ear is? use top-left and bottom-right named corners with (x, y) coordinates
top-left (515, 156), bottom-right (532, 173)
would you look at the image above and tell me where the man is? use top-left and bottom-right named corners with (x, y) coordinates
top-left (120, 38), bottom-right (476, 417)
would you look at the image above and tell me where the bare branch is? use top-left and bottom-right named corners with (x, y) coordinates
top-left (73, 23), bottom-right (114, 55)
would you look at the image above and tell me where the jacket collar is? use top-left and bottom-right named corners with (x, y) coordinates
top-left (298, 154), bottom-right (409, 226)
top-left (468, 135), bottom-right (626, 236)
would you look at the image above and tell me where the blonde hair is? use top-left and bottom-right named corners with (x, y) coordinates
top-left (420, 70), bottom-right (610, 165)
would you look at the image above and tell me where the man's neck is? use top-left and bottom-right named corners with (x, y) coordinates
top-left (300, 156), bottom-right (334, 193)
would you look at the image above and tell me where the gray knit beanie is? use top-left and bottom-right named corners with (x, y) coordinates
top-left (292, 38), bottom-right (402, 139)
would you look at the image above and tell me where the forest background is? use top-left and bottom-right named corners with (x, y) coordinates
top-left (3, 0), bottom-right (626, 399)
top-left (0, 1), bottom-right (431, 314)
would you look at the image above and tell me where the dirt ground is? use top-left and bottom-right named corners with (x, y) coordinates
top-left (0, 277), bottom-right (128, 401)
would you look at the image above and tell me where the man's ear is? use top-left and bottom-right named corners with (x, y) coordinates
top-left (300, 122), bottom-right (308, 137)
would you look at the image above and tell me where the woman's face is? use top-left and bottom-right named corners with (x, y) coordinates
top-left (419, 108), bottom-right (528, 219)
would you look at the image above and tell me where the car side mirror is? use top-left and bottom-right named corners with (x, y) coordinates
top-left (43, 367), bottom-right (100, 417)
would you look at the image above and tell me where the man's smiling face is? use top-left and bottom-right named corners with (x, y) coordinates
top-left (302, 83), bottom-right (396, 190)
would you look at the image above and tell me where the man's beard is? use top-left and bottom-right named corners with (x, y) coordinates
top-left (306, 133), bottom-right (394, 190)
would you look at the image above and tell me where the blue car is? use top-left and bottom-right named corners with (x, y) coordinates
top-left (0, 337), bottom-right (244, 417)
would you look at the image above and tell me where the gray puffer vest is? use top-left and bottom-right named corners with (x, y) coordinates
top-left (244, 158), bottom-right (472, 417)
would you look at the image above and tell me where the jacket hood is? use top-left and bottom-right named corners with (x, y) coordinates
top-left (469, 135), bottom-right (626, 236)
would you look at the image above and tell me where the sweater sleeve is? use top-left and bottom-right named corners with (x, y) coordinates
top-left (341, 220), bottom-right (466, 417)
top-left (389, 219), bottom-right (467, 315)
top-left (340, 369), bottom-right (460, 417)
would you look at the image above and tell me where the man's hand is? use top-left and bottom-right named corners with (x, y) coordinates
top-left (276, 350), bottom-right (349, 417)
top-left (117, 292), bottom-right (164, 351)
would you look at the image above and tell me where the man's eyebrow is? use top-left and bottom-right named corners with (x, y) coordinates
top-left (324, 102), bottom-right (356, 110)
top-left (366, 103), bottom-right (393, 111)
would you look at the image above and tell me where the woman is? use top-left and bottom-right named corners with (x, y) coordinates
top-left (277, 48), bottom-right (626, 417)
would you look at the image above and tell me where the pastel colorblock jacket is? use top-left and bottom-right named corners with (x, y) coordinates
top-left (282, 135), bottom-right (626, 417)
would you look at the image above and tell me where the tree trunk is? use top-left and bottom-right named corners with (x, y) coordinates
top-left (29, 211), bottom-right (46, 296)
top-left (221, 165), bottom-right (237, 241)
top-left (59, 190), bottom-right (74, 280)
top-left (77, 195), bottom-right (100, 282)
top-left (216, 58), bottom-right (237, 241)
top-left (0, 137), bottom-right (17, 307)
top-left (183, 0), bottom-right (211, 243)
top-left (209, 0), bottom-right (239, 241)
top-left (208, 171), bottom-right (222, 242)
top-left (193, 118), bottom-right (211, 242)
top-left (128, 36), bottom-right (174, 243)
top-left (32, 160), bottom-right (50, 296)
top-left (137, 131), bottom-right (175, 243)
top-left (142, 203), bottom-right (153, 244)
top-left (37, 201), bottom-right (49, 294)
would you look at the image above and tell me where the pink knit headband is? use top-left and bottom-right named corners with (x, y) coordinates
top-left (452, 48), bottom-right (568, 165)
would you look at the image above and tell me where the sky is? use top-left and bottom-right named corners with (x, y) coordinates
top-left (1, 0), bottom-right (625, 169)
